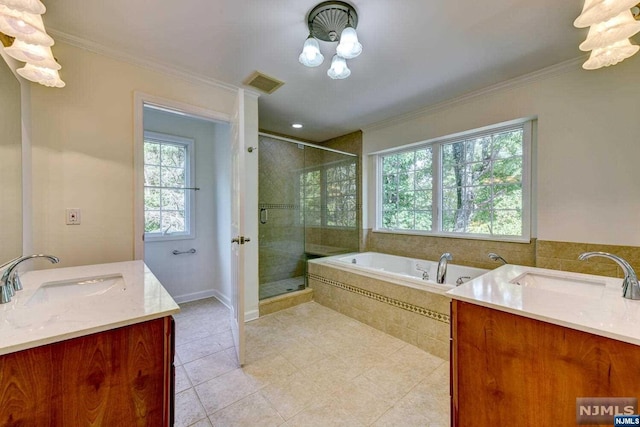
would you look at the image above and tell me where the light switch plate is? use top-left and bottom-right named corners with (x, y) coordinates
top-left (66, 208), bottom-right (81, 225)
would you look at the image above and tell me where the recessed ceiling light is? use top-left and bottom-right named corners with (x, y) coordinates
top-left (291, 123), bottom-right (303, 129)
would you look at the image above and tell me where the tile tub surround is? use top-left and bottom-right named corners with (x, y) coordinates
top-left (364, 231), bottom-right (640, 280)
top-left (536, 240), bottom-right (640, 278)
top-left (0, 260), bottom-right (179, 356)
top-left (308, 261), bottom-right (451, 360)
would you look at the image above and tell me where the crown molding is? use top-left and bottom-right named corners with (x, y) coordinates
top-left (48, 28), bottom-right (260, 98)
top-left (362, 55), bottom-right (586, 133)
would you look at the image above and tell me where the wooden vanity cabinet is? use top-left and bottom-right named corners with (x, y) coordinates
top-left (451, 300), bottom-right (640, 427)
top-left (0, 317), bottom-right (175, 427)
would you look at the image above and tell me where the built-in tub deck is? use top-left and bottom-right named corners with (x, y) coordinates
top-left (308, 252), bottom-right (488, 359)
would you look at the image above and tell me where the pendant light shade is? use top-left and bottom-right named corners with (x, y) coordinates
top-left (298, 35), bottom-right (324, 67)
top-left (336, 26), bottom-right (362, 59)
top-left (0, 5), bottom-right (54, 46)
top-left (582, 38), bottom-right (640, 69)
top-left (327, 54), bottom-right (351, 79)
top-left (0, 0), bottom-right (45, 14)
top-left (579, 9), bottom-right (640, 51)
top-left (5, 38), bottom-right (60, 69)
top-left (17, 63), bottom-right (65, 87)
top-left (574, 0), bottom-right (639, 28)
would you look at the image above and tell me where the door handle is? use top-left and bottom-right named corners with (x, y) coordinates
top-left (231, 236), bottom-right (251, 244)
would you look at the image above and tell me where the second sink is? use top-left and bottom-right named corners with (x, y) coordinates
top-left (26, 274), bottom-right (126, 307)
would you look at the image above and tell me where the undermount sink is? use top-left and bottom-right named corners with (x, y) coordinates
top-left (509, 272), bottom-right (607, 297)
top-left (25, 274), bottom-right (126, 307)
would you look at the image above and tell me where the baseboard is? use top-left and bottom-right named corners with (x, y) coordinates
top-left (245, 309), bottom-right (259, 322)
top-left (211, 289), bottom-right (231, 309)
top-left (172, 289), bottom-right (218, 304)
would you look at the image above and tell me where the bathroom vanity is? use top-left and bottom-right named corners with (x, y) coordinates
top-left (448, 265), bottom-right (640, 426)
top-left (0, 261), bottom-right (179, 426)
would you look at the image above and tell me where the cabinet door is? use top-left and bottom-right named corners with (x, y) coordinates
top-left (0, 317), bottom-right (173, 426)
top-left (452, 301), bottom-right (640, 427)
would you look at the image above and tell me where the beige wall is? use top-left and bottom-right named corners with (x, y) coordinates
top-left (28, 42), bottom-right (241, 268)
top-left (363, 57), bottom-right (640, 247)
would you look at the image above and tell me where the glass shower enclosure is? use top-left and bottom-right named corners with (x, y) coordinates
top-left (258, 134), bottom-right (359, 300)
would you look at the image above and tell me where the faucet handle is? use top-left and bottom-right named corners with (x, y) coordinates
top-left (10, 271), bottom-right (22, 291)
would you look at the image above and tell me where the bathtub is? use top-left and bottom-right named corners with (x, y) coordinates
top-left (322, 251), bottom-right (488, 294)
top-left (307, 251), bottom-right (490, 359)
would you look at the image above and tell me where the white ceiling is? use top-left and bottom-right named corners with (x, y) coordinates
top-left (43, 0), bottom-right (587, 141)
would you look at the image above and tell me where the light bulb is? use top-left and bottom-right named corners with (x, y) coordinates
top-left (574, 0), bottom-right (639, 28)
top-left (327, 55), bottom-right (351, 79)
top-left (336, 26), bottom-right (362, 59)
top-left (579, 9), bottom-right (640, 51)
top-left (298, 35), bottom-right (324, 67)
top-left (582, 38), bottom-right (639, 69)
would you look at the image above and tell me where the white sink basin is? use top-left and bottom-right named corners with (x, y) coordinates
top-left (25, 274), bottom-right (126, 307)
top-left (509, 272), bottom-right (607, 297)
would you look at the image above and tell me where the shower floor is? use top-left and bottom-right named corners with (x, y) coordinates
top-left (259, 276), bottom-right (305, 300)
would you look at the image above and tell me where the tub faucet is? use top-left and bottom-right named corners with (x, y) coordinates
top-left (1, 254), bottom-right (60, 304)
top-left (488, 252), bottom-right (508, 264)
top-left (578, 251), bottom-right (640, 300)
top-left (436, 253), bottom-right (452, 284)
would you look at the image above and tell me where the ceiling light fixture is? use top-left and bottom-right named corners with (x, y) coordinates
top-left (0, 0), bottom-right (64, 87)
top-left (574, 0), bottom-right (640, 70)
top-left (298, 1), bottom-right (362, 79)
top-left (291, 123), bottom-right (303, 129)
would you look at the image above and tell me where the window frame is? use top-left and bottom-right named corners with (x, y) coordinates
top-left (374, 119), bottom-right (532, 242)
top-left (143, 131), bottom-right (196, 242)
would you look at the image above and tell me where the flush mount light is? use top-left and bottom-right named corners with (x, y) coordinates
top-left (298, 1), bottom-right (362, 79)
top-left (291, 123), bottom-right (303, 129)
top-left (575, 1), bottom-right (640, 70)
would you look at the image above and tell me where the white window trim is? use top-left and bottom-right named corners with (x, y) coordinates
top-left (373, 118), bottom-right (533, 243)
top-left (143, 131), bottom-right (196, 242)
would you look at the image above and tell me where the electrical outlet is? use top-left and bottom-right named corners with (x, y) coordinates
top-left (66, 208), bottom-right (81, 225)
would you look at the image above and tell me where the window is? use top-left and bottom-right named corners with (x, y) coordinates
top-left (144, 131), bottom-right (195, 241)
top-left (377, 120), bottom-right (531, 241)
top-left (299, 160), bottom-right (357, 228)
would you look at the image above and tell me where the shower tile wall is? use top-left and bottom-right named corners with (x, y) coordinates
top-left (258, 137), bottom-right (305, 286)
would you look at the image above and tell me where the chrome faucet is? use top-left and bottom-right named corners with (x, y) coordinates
top-left (488, 252), bottom-right (508, 264)
top-left (436, 253), bottom-right (452, 284)
top-left (578, 251), bottom-right (640, 300)
top-left (1, 254), bottom-right (60, 304)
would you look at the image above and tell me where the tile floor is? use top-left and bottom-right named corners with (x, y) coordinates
top-left (259, 276), bottom-right (306, 300)
top-left (174, 297), bottom-right (450, 426)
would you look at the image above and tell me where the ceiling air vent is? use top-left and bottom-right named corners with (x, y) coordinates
top-left (243, 71), bottom-right (285, 94)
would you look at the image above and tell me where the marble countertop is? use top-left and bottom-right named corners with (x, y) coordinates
top-left (447, 264), bottom-right (640, 346)
top-left (0, 260), bottom-right (180, 356)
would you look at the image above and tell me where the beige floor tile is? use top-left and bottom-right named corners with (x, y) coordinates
top-left (390, 343), bottom-right (446, 378)
top-left (183, 351), bottom-right (237, 385)
top-left (174, 388), bottom-right (207, 427)
top-left (277, 337), bottom-right (330, 370)
top-left (260, 371), bottom-right (328, 420)
top-left (188, 418), bottom-right (213, 427)
top-left (176, 334), bottom-right (226, 364)
top-left (284, 397), bottom-right (366, 427)
top-left (371, 404), bottom-right (432, 427)
top-left (302, 354), bottom-right (363, 393)
top-left (208, 392), bottom-right (285, 427)
top-left (331, 381), bottom-right (395, 425)
top-left (352, 362), bottom-right (423, 403)
top-left (175, 365), bottom-right (192, 394)
top-left (242, 354), bottom-right (299, 387)
top-left (195, 368), bottom-right (263, 415)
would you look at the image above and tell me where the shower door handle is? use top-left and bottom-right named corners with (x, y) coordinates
top-left (260, 208), bottom-right (268, 224)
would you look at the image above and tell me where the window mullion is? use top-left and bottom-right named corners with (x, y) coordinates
top-left (432, 143), bottom-right (442, 233)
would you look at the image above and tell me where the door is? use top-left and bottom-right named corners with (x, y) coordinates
top-left (230, 89), bottom-right (246, 366)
